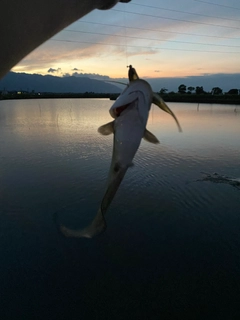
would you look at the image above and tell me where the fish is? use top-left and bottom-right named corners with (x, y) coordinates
top-left (58, 65), bottom-right (182, 238)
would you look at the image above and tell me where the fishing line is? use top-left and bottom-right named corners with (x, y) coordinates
top-left (123, 3), bottom-right (129, 68)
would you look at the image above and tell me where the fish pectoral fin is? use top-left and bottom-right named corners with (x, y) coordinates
top-left (143, 129), bottom-right (160, 144)
top-left (98, 121), bottom-right (114, 135)
top-left (152, 93), bottom-right (182, 132)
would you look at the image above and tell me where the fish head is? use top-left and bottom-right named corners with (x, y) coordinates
top-left (109, 79), bottom-right (153, 124)
top-left (106, 79), bottom-right (153, 181)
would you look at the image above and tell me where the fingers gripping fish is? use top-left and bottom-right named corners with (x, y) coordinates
top-left (58, 65), bottom-right (182, 238)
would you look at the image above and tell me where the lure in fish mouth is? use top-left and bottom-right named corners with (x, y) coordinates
top-left (57, 65), bottom-right (182, 238)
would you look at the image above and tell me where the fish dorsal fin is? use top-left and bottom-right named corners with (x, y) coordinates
top-left (152, 93), bottom-right (182, 132)
top-left (143, 129), bottom-right (160, 144)
top-left (98, 121), bottom-right (114, 135)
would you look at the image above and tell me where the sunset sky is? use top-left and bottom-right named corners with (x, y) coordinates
top-left (12, 0), bottom-right (240, 80)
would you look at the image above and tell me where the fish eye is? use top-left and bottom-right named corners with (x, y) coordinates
top-left (114, 163), bottom-right (120, 172)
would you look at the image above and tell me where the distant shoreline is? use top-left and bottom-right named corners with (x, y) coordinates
top-left (0, 92), bottom-right (114, 100)
top-left (156, 93), bottom-right (240, 105)
top-left (1, 92), bottom-right (240, 105)
top-left (110, 93), bottom-right (240, 105)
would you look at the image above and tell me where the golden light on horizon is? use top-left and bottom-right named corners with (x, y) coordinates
top-left (9, 0), bottom-right (240, 85)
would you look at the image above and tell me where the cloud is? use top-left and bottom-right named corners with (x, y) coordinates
top-left (48, 67), bottom-right (61, 73)
top-left (71, 72), bottom-right (110, 80)
top-left (10, 1), bottom-right (240, 79)
top-left (47, 68), bottom-right (56, 73)
top-left (72, 68), bottom-right (84, 71)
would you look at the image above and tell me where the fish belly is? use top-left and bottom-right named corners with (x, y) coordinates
top-left (114, 107), bottom-right (146, 167)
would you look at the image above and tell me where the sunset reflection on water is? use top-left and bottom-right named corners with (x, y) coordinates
top-left (0, 98), bottom-right (240, 319)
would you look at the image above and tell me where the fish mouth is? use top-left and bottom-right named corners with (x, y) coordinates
top-left (113, 102), bottom-right (135, 117)
top-left (115, 104), bottom-right (129, 117)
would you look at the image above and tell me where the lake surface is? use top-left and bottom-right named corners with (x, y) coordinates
top-left (0, 99), bottom-right (240, 319)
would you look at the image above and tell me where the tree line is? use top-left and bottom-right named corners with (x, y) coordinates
top-left (160, 85), bottom-right (240, 95)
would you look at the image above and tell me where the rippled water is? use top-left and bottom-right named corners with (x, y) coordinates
top-left (0, 99), bottom-right (240, 319)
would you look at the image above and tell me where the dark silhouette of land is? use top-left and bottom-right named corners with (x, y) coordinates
top-left (1, 72), bottom-right (239, 104)
top-left (1, 91), bottom-right (239, 105)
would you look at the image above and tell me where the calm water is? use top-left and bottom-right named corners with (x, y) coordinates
top-left (0, 99), bottom-right (240, 319)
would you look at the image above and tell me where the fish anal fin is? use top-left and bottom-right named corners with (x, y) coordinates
top-left (98, 121), bottom-right (114, 135)
top-left (143, 129), bottom-right (160, 144)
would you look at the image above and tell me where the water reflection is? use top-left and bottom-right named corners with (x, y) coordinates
top-left (0, 99), bottom-right (240, 319)
top-left (149, 103), bottom-right (240, 161)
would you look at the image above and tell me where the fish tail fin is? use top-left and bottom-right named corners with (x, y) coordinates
top-left (56, 209), bottom-right (106, 239)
